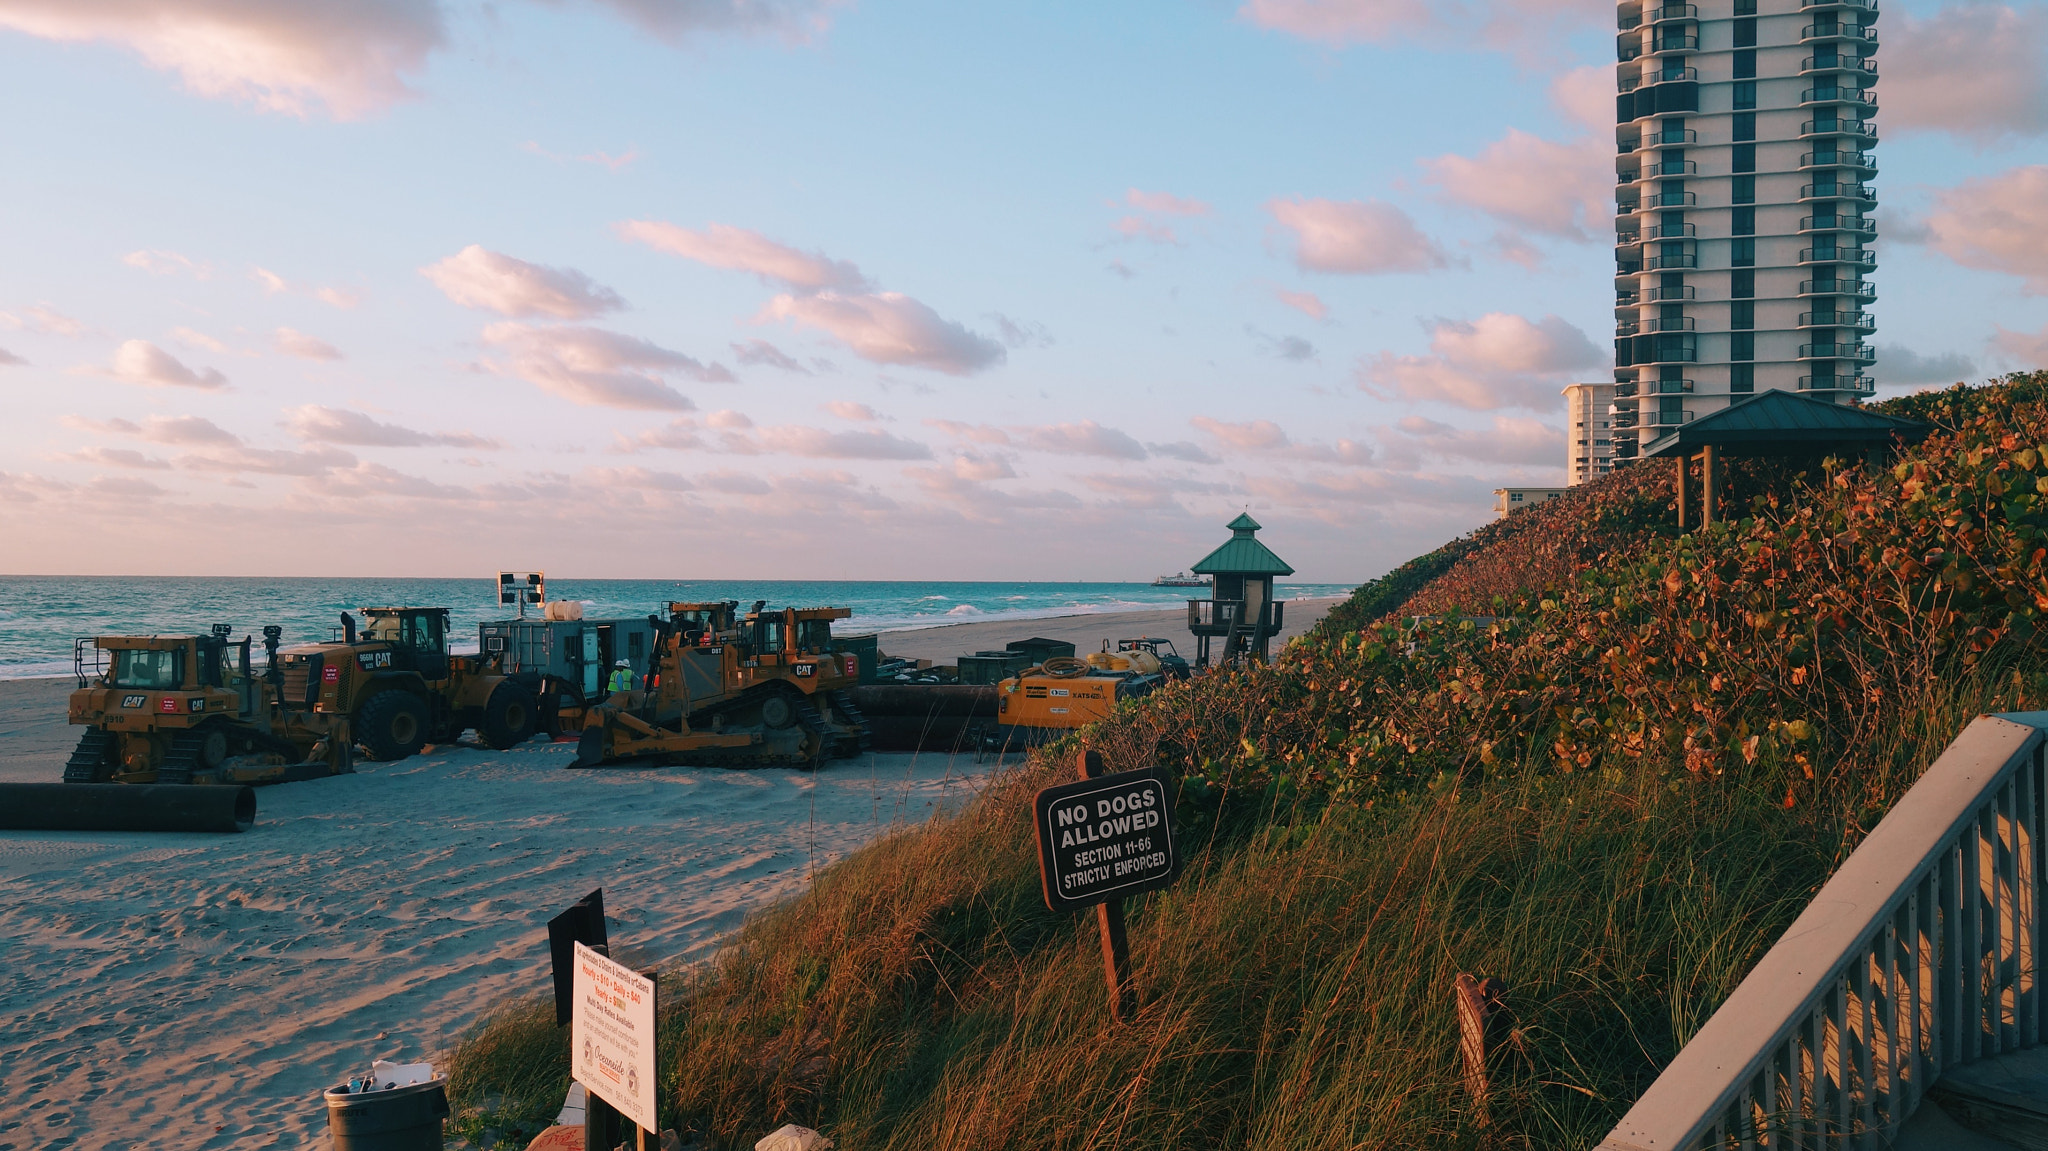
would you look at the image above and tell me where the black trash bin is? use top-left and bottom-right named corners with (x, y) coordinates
top-left (323, 1078), bottom-right (449, 1151)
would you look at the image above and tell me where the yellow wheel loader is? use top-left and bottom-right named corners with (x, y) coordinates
top-left (64, 625), bottom-right (352, 785)
top-left (572, 600), bottom-right (870, 769)
top-left (275, 607), bottom-right (536, 761)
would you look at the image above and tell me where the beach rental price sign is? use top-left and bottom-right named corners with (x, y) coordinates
top-left (570, 942), bottom-right (657, 1132)
top-left (1035, 766), bottom-right (1180, 913)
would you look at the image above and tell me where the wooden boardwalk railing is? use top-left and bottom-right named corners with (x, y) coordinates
top-left (1598, 712), bottom-right (2048, 1150)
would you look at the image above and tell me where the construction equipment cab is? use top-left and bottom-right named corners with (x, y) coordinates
top-left (277, 607), bottom-right (536, 761)
top-left (64, 625), bottom-right (351, 784)
top-left (991, 654), bottom-right (1166, 750)
top-left (571, 601), bottom-right (869, 768)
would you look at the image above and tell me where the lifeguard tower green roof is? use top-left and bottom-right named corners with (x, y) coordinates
top-left (1191, 513), bottom-right (1295, 577)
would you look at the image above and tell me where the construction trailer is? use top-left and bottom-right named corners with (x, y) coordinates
top-left (477, 614), bottom-right (660, 733)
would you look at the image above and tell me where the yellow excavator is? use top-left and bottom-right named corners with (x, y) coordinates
top-left (571, 600), bottom-right (870, 768)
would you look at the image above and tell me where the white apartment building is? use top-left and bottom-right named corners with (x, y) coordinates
top-left (1612, 0), bottom-right (1877, 461)
top-left (1564, 381), bottom-right (1618, 484)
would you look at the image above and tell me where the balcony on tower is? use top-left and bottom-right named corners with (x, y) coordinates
top-left (1185, 513), bottom-right (1295, 668)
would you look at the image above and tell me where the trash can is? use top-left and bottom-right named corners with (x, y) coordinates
top-left (323, 1078), bottom-right (450, 1151)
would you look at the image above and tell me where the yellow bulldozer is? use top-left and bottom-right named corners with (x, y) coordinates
top-left (64, 625), bottom-right (353, 784)
top-left (988, 648), bottom-right (1170, 750)
top-left (572, 600), bottom-right (870, 768)
top-left (275, 607), bottom-right (537, 761)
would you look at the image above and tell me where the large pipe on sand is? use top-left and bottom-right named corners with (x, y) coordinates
top-left (0, 784), bottom-right (256, 833)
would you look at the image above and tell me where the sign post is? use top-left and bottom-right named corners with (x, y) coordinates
top-left (1034, 749), bottom-right (1180, 1023)
top-left (570, 941), bottom-right (658, 1146)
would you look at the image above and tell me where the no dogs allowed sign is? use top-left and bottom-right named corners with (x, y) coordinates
top-left (1034, 766), bottom-right (1180, 913)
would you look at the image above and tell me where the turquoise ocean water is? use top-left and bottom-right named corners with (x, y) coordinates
top-left (0, 577), bottom-right (1354, 680)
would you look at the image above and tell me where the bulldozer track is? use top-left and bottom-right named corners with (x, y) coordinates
top-left (823, 690), bottom-right (873, 754)
top-left (62, 729), bottom-right (114, 783)
top-left (155, 730), bottom-right (205, 785)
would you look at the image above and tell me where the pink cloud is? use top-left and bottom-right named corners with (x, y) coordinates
top-left (1359, 312), bottom-right (1600, 410)
top-left (1420, 129), bottom-right (1608, 239)
top-left (1126, 189), bottom-right (1211, 215)
top-left (273, 327), bottom-right (343, 360)
top-left (284, 405), bottom-right (495, 448)
top-left (740, 426), bottom-right (932, 460)
top-left (1239, 0), bottom-right (1605, 49)
top-left (825, 400), bottom-right (879, 421)
top-left (1381, 415), bottom-right (1564, 467)
top-left (761, 292), bottom-right (1005, 375)
top-left (1885, 4), bottom-right (2048, 141)
top-left (615, 221), bottom-right (868, 291)
top-left (90, 340), bottom-right (228, 390)
top-left (123, 249), bottom-right (207, 278)
top-left (1993, 323), bottom-right (2048, 367)
top-left (1189, 416), bottom-right (1372, 464)
top-left (1274, 288), bottom-right (1328, 321)
top-left (0, 1), bottom-right (447, 119)
top-left (422, 246), bottom-right (625, 319)
top-left (1016, 421), bottom-right (1148, 460)
top-left (481, 323), bottom-right (730, 410)
top-left (1266, 198), bottom-right (1450, 274)
top-left (587, 0), bottom-right (841, 44)
top-left (1926, 166), bottom-right (2048, 293)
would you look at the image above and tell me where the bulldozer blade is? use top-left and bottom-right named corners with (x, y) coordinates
top-left (573, 726), bottom-right (607, 769)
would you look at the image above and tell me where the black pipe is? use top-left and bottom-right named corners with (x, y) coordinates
top-left (0, 784), bottom-right (256, 833)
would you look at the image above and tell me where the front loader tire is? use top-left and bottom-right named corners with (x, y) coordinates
top-left (479, 682), bottom-right (538, 750)
top-left (357, 691), bottom-right (428, 762)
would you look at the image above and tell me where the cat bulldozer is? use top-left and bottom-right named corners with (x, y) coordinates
top-left (572, 600), bottom-right (870, 768)
top-left (64, 625), bottom-right (353, 784)
top-left (275, 607), bottom-right (537, 761)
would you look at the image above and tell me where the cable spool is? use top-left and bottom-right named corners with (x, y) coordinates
top-left (1041, 656), bottom-right (1091, 679)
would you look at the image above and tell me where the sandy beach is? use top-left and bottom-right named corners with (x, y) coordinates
top-left (0, 596), bottom-right (1345, 1148)
top-left (869, 594), bottom-right (1344, 663)
top-left (0, 676), bottom-right (997, 1150)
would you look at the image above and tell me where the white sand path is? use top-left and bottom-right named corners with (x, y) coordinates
top-left (0, 677), bottom-right (996, 1150)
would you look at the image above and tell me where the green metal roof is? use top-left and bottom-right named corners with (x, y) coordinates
top-left (1191, 514), bottom-right (1295, 576)
top-left (1643, 389), bottom-right (1930, 458)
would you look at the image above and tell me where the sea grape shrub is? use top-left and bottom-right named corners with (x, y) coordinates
top-left (1127, 376), bottom-right (2048, 805)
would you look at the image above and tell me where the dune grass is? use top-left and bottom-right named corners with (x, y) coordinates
top-left (448, 376), bottom-right (2048, 1148)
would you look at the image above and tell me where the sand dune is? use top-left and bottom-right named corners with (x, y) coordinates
top-left (0, 679), bottom-right (995, 1149)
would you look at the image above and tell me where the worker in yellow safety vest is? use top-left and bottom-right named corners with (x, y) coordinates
top-left (607, 660), bottom-right (635, 694)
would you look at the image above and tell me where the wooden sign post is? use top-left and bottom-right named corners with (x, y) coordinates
top-left (1034, 749), bottom-right (1180, 1023)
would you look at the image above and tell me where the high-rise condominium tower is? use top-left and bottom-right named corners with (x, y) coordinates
top-left (1611, 0), bottom-right (1877, 461)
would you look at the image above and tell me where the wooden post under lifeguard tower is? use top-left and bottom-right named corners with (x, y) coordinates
top-left (1187, 513), bottom-right (1296, 668)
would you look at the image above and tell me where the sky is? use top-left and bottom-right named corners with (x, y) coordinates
top-left (0, 0), bottom-right (2044, 581)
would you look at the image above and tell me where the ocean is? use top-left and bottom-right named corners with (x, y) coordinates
top-left (0, 576), bottom-right (1355, 680)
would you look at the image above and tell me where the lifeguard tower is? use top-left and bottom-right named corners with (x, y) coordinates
top-left (1186, 513), bottom-right (1295, 668)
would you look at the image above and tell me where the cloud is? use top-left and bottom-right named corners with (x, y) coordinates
top-left (585, 0), bottom-right (840, 43)
top-left (731, 338), bottom-right (810, 373)
top-left (88, 413), bottom-right (242, 446)
top-left (1992, 323), bottom-right (2048, 368)
top-left (1381, 415), bottom-right (1563, 467)
top-left (1238, 0), bottom-right (1606, 52)
top-left (925, 419), bottom-right (1013, 445)
top-left (0, 304), bottom-right (87, 336)
top-left (481, 323), bottom-right (730, 410)
top-left (1189, 416), bottom-right (1371, 463)
top-left (1360, 312), bottom-right (1601, 410)
top-left (180, 444), bottom-right (356, 477)
top-left (615, 417), bottom-right (705, 452)
top-left (316, 287), bottom-right (361, 309)
top-left (122, 249), bottom-right (206, 277)
top-left (0, 346), bottom-right (23, 366)
top-left (91, 340), bottom-right (228, 389)
top-left (252, 266), bottom-right (289, 293)
top-left (66, 446), bottom-right (171, 470)
top-left (1885, 4), bottom-right (2048, 141)
top-left (273, 327), bottom-right (343, 360)
top-left (1274, 289), bottom-right (1328, 321)
top-left (1249, 326), bottom-right (1317, 362)
top-left (706, 409), bottom-right (753, 429)
top-left (1146, 440), bottom-right (1220, 464)
top-left (1017, 421), bottom-right (1149, 460)
top-left (284, 405), bottom-right (496, 448)
top-left (825, 401), bottom-right (879, 421)
top-left (739, 426), bottom-right (933, 460)
top-left (0, 0), bottom-right (447, 119)
top-left (422, 245), bottom-right (626, 318)
top-left (1548, 64), bottom-right (1614, 132)
top-left (615, 221), bottom-right (868, 291)
top-left (1420, 129), bottom-right (1608, 238)
top-left (170, 326), bottom-right (229, 353)
top-left (1926, 166), bottom-right (2048, 292)
top-left (1266, 197), bottom-right (1451, 274)
top-left (762, 292), bottom-right (1006, 375)
top-left (947, 452), bottom-right (1018, 481)
top-left (1870, 344), bottom-right (1976, 386)
top-left (1126, 188), bottom-right (1211, 216)
top-left (990, 314), bottom-right (1053, 349)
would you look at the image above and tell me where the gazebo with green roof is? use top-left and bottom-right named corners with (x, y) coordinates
top-left (1187, 513), bottom-right (1295, 667)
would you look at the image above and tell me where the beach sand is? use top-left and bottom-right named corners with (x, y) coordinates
top-left (0, 595), bottom-right (1346, 1147)
top-left (869, 594), bottom-right (1344, 663)
top-left (0, 677), bottom-right (997, 1150)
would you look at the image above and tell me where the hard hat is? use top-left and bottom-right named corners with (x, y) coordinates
top-left (615, 659), bottom-right (629, 667)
